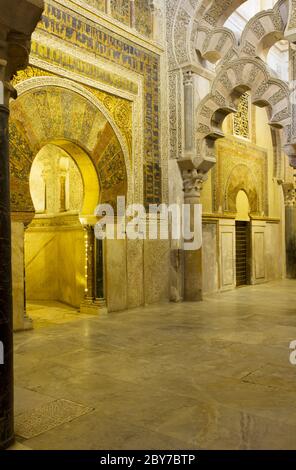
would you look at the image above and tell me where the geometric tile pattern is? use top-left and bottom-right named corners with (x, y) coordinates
top-left (15, 400), bottom-right (94, 440)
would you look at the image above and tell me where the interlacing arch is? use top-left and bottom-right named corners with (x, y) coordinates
top-left (195, 57), bottom-right (291, 171)
top-left (240, 0), bottom-right (288, 59)
top-left (167, 0), bottom-right (296, 175)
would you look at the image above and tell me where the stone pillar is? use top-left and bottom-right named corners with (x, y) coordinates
top-left (149, 1), bottom-right (164, 43)
top-left (182, 169), bottom-right (205, 301)
top-left (0, 0), bottom-right (44, 449)
top-left (0, 100), bottom-right (14, 449)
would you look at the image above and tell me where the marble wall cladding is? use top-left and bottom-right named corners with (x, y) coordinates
top-left (25, 230), bottom-right (59, 301)
top-left (11, 222), bottom-right (25, 331)
top-left (105, 238), bottom-right (127, 312)
top-left (170, 247), bottom-right (184, 303)
top-left (168, 160), bottom-right (183, 206)
top-left (106, 236), bottom-right (170, 311)
top-left (57, 229), bottom-right (85, 308)
top-left (265, 222), bottom-right (283, 282)
top-left (25, 227), bottom-right (85, 308)
top-left (127, 239), bottom-right (144, 308)
top-left (219, 220), bottom-right (236, 291)
top-left (251, 221), bottom-right (266, 284)
top-left (203, 222), bottom-right (219, 294)
top-left (144, 239), bottom-right (170, 305)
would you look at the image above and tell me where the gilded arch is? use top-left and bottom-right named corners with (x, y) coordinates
top-left (10, 76), bottom-right (132, 221)
top-left (225, 164), bottom-right (260, 214)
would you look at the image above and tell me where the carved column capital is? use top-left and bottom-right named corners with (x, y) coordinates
top-left (283, 182), bottom-right (296, 207)
top-left (183, 69), bottom-right (194, 87)
top-left (182, 169), bottom-right (207, 203)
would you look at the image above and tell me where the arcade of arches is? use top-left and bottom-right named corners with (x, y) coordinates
top-left (1, 0), bottom-right (296, 451)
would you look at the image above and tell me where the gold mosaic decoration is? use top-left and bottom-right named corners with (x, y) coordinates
top-left (12, 66), bottom-right (132, 162)
top-left (12, 66), bottom-right (54, 87)
top-left (214, 136), bottom-right (268, 216)
top-left (85, 0), bottom-right (106, 12)
top-left (84, 85), bottom-right (133, 160)
top-left (9, 78), bottom-right (130, 213)
top-left (135, 0), bottom-right (153, 37)
top-left (35, 1), bottom-right (161, 205)
top-left (30, 41), bottom-right (138, 96)
top-left (111, 0), bottom-right (131, 26)
top-left (233, 92), bottom-right (250, 140)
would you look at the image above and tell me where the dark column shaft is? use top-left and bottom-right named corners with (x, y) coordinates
top-left (286, 205), bottom-right (296, 279)
top-left (0, 104), bottom-right (14, 449)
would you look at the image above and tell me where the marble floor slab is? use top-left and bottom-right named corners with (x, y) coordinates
top-left (13, 280), bottom-right (296, 450)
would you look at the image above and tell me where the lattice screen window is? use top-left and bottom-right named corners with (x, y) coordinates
top-left (233, 92), bottom-right (250, 140)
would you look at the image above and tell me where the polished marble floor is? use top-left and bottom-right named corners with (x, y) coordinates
top-left (27, 301), bottom-right (92, 329)
top-left (13, 280), bottom-right (296, 450)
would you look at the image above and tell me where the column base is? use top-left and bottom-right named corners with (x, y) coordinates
top-left (80, 299), bottom-right (107, 315)
top-left (184, 249), bottom-right (203, 302)
top-left (13, 315), bottom-right (34, 332)
top-left (183, 291), bottom-right (203, 302)
top-left (0, 435), bottom-right (15, 451)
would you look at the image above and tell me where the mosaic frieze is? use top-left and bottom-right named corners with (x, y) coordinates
top-left (30, 41), bottom-right (138, 95)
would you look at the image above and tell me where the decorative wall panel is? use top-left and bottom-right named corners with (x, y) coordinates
top-left (233, 93), bottom-right (250, 140)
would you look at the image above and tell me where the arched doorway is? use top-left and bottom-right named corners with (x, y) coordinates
top-left (235, 190), bottom-right (251, 287)
top-left (25, 143), bottom-right (92, 327)
top-left (9, 80), bottom-right (129, 330)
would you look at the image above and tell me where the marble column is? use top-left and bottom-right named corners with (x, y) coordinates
top-left (84, 225), bottom-right (95, 302)
top-left (0, 0), bottom-right (44, 449)
top-left (179, 69), bottom-right (204, 301)
top-left (0, 101), bottom-right (14, 449)
top-left (182, 170), bottom-right (204, 302)
top-left (81, 225), bottom-right (106, 314)
top-left (149, 0), bottom-right (164, 43)
top-left (183, 70), bottom-right (195, 154)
